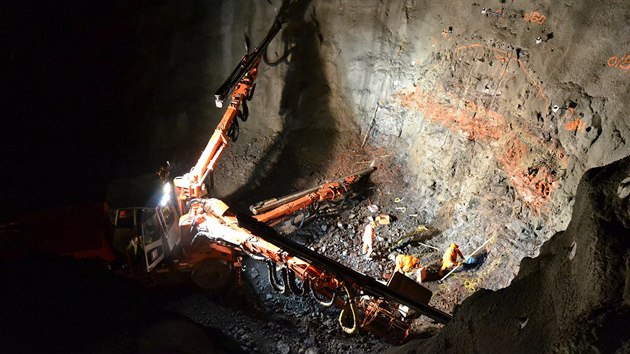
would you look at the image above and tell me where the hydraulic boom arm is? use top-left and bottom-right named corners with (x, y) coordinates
top-left (250, 166), bottom-right (376, 225)
top-left (173, 19), bottom-right (283, 215)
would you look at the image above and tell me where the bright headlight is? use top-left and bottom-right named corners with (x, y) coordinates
top-left (160, 194), bottom-right (170, 207)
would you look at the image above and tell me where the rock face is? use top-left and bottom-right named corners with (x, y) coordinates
top-left (109, 1), bottom-right (629, 350)
top-left (269, 0), bottom-right (630, 290)
top-left (118, 1), bottom-right (629, 350)
top-left (388, 155), bottom-right (630, 353)
top-left (106, 0), bottom-right (630, 292)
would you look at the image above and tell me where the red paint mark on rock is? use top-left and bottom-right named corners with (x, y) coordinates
top-left (397, 85), bottom-right (566, 212)
top-left (565, 118), bottom-right (586, 132)
top-left (523, 11), bottom-right (546, 24)
top-left (607, 54), bottom-right (630, 71)
top-left (397, 88), bottom-right (506, 140)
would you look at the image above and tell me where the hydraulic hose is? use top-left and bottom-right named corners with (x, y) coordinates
top-left (266, 260), bottom-right (286, 293)
top-left (285, 269), bottom-right (306, 295)
top-left (338, 285), bottom-right (358, 334)
top-left (310, 280), bottom-right (336, 307)
top-left (237, 214), bottom-right (453, 324)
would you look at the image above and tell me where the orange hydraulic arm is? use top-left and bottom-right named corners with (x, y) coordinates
top-left (250, 166), bottom-right (376, 225)
top-left (173, 70), bottom-right (257, 214)
top-left (173, 19), bottom-right (283, 215)
top-left (180, 197), bottom-right (452, 343)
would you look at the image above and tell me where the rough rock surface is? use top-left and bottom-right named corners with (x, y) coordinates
top-left (112, 0), bottom-right (630, 296)
top-left (388, 156), bottom-right (630, 354)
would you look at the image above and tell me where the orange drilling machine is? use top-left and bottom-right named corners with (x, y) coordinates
top-left (71, 15), bottom-right (451, 343)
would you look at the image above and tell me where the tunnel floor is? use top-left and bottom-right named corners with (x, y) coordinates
top-left (5, 154), bottom-right (627, 354)
top-left (0, 147), bottom-right (510, 353)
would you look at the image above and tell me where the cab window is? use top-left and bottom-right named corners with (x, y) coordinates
top-left (140, 209), bottom-right (160, 246)
top-left (116, 209), bottom-right (134, 229)
top-left (161, 206), bottom-right (175, 227)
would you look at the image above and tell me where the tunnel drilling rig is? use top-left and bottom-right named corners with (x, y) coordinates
top-left (108, 15), bottom-right (452, 343)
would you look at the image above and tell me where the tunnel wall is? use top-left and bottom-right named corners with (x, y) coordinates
top-left (302, 0), bottom-right (630, 288)
top-left (387, 155), bottom-right (630, 353)
top-left (68, 0), bottom-right (630, 289)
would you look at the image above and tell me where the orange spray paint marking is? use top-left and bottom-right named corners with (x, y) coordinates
top-left (396, 88), bottom-right (506, 140)
top-left (396, 41), bottom-right (566, 211)
top-left (495, 52), bottom-right (509, 64)
top-left (607, 54), bottom-right (630, 71)
top-left (563, 108), bottom-right (585, 131)
top-left (523, 11), bottom-right (546, 25)
top-left (618, 55), bottom-right (630, 69)
top-left (398, 85), bottom-right (567, 211)
top-left (497, 134), bottom-right (562, 211)
top-left (565, 119), bottom-right (586, 132)
top-left (455, 43), bottom-right (483, 51)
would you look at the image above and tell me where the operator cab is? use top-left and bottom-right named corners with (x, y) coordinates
top-left (112, 205), bottom-right (180, 272)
